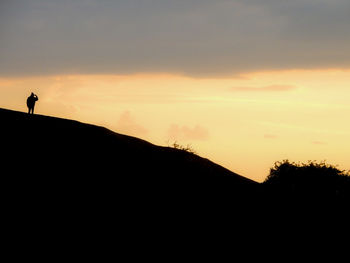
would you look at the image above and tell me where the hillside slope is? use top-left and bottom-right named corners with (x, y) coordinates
top-left (2, 108), bottom-right (348, 239)
top-left (1, 108), bottom-right (259, 203)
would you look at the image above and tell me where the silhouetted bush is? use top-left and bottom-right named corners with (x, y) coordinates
top-left (263, 160), bottom-right (350, 198)
top-left (167, 140), bottom-right (196, 154)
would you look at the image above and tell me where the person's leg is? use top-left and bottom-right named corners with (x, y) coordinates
top-left (32, 106), bottom-right (34, 114)
top-left (28, 107), bottom-right (31, 114)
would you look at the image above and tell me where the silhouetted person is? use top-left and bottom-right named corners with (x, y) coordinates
top-left (27, 92), bottom-right (39, 114)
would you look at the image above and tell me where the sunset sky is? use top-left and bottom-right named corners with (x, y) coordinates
top-left (1, 0), bottom-right (349, 181)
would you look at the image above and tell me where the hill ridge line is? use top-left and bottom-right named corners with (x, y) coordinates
top-left (1, 107), bottom-right (257, 184)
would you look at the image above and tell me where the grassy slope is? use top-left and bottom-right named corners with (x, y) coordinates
top-left (1, 108), bottom-right (260, 205)
top-left (2, 108), bottom-right (348, 241)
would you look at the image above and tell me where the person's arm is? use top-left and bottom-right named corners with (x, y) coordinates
top-left (35, 95), bottom-right (39, 101)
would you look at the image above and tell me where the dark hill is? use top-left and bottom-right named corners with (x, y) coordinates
top-left (1, 108), bottom-right (259, 206)
top-left (2, 108), bottom-right (348, 246)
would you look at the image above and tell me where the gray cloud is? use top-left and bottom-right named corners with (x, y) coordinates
top-left (0, 0), bottom-right (349, 77)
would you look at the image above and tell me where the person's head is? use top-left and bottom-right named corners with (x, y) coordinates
top-left (31, 92), bottom-right (34, 96)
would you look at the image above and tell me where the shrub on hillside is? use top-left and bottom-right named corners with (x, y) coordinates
top-left (263, 160), bottom-right (350, 198)
top-left (167, 140), bottom-right (197, 154)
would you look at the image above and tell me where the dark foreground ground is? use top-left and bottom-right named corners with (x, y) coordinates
top-left (2, 108), bottom-right (349, 254)
top-left (1, 108), bottom-right (261, 204)
top-left (2, 108), bottom-right (349, 203)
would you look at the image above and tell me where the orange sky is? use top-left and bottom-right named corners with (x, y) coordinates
top-left (1, 1), bottom-right (350, 182)
top-left (1, 69), bottom-right (349, 182)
